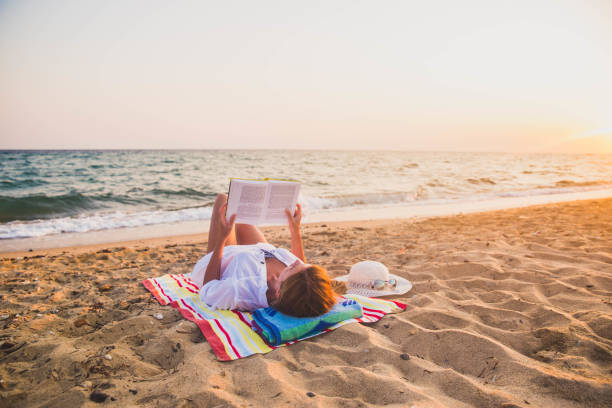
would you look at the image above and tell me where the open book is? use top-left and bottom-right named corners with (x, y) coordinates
top-left (226, 178), bottom-right (301, 225)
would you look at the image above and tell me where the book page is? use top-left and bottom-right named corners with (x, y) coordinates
top-left (263, 181), bottom-right (300, 224)
top-left (226, 179), bottom-right (268, 224)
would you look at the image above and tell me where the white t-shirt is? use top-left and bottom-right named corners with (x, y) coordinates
top-left (190, 243), bottom-right (301, 311)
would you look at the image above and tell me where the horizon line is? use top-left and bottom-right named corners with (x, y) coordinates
top-left (1, 148), bottom-right (610, 155)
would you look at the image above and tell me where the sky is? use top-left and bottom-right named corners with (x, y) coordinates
top-left (1, 0), bottom-right (611, 152)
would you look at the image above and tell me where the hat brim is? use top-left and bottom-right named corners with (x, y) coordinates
top-left (333, 274), bottom-right (412, 298)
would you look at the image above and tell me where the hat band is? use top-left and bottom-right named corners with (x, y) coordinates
top-left (349, 279), bottom-right (397, 290)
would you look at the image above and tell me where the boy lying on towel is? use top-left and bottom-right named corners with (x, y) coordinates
top-left (190, 193), bottom-right (338, 317)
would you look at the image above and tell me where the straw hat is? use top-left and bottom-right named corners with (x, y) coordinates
top-left (333, 260), bottom-right (412, 297)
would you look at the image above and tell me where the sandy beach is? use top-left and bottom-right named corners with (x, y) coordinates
top-left (1, 198), bottom-right (611, 407)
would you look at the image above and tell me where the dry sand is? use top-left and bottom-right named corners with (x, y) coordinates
top-left (1, 198), bottom-right (611, 408)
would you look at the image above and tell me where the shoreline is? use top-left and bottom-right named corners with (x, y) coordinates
top-left (2, 187), bottom-right (612, 253)
top-left (2, 194), bottom-right (611, 259)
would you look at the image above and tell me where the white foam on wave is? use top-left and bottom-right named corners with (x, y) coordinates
top-left (300, 191), bottom-right (421, 211)
top-left (2, 191), bottom-right (418, 239)
top-left (2, 183), bottom-right (611, 240)
top-left (0, 206), bottom-right (213, 239)
top-left (482, 183), bottom-right (612, 200)
top-left (302, 183), bottom-right (612, 212)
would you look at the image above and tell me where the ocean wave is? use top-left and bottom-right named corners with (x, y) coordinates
top-left (300, 182), bottom-right (612, 213)
top-left (150, 188), bottom-right (216, 199)
top-left (0, 206), bottom-right (213, 239)
top-left (0, 190), bottom-right (426, 238)
top-left (0, 192), bottom-right (149, 223)
top-left (0, 188), bottom-right (216, 224)
top-left (498, 183), bottom-right (612, 198)
top-left (2, 182), bottom-right (612, 239)
top-left (553, 180), bottom-right (609, 188)
top-left (0, 178), bottom-right (49, 190)
top-left (301, 190), bottom-right (424, 211)
top-left (466, 177), bottom-right (496, 185)
top-left (426, 179), bottom-right (446, 188)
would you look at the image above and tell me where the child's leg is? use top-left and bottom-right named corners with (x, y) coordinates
top-left (206, 194), bottom-right (237, 253)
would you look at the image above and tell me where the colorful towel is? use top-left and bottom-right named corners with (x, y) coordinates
top-left (252, 298), bottom-right (364, 346)
top-left (143, 273), bottom-right (406, 361)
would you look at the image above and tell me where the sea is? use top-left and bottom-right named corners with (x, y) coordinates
top-left (1, 150), bottom-right (611, 250)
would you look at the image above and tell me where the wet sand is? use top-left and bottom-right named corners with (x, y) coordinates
top-left (1, 198), bottom-right (611, 407)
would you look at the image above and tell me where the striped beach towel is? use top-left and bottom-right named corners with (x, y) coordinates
top-left (143, 273), bottom-right (406, 361)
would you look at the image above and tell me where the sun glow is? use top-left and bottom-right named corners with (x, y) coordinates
top-left (583, 128), bottom-right (612, 138)
top-left (552, 128), bottom-right (612, 154)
